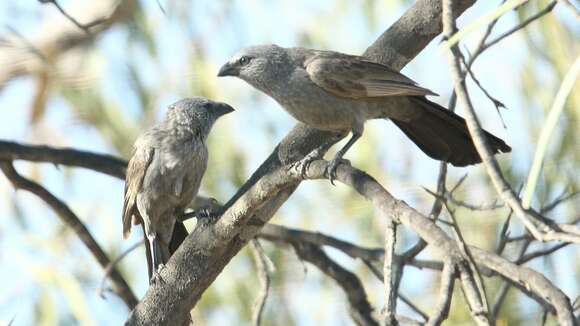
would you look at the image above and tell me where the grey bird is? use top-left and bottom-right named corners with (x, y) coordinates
top-left (122, 97), bottom-right (234, 282)
top-left (218, 44), bottom-right (511, 182)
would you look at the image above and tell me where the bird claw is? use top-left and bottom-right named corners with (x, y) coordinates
top-left (290, 147), bottom-right (324, 179)
top-left (151, 264), bottom-right (166, 285)
top-left (326, 158), bottom-right (350, 185)
top-left (195, 209), bottom-right (220, 224)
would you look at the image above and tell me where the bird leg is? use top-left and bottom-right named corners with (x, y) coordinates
top-left (148, 235), bottom-right (165, 285)
top-left (290, 143), bottom-right (332, 179)
top-left (327, 131), bottom-right (360, 185)
top-left (290, 130), bottom-right (347, 179)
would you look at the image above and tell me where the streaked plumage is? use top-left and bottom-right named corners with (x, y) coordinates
top-left (122, 97), bottom-right (234, 281)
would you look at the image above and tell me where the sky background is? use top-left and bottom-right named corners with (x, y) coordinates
top-left (0, 0), bottom-right (578, 325)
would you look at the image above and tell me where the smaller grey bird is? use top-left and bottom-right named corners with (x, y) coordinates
top-left (218, 45), bottom-right (511, 183)
top-left (122, 97), bottom-right (234, 282)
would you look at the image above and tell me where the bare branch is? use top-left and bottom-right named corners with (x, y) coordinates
top-left (441, 0), bottom-right (580, 244)
top-left (0, 140), bottom-right (127, 179)
top-left (424, 187), bottom-right (504, 211)
top-left (249, 240), bottom-right (272, 326)
top-left (495, 211), bottom-right (514, 255)
top-left (39, 0), bottom-right (111, 34)
top-left (0, 160), bottom-right (137, 309)
top-left (293, 242), bottom-right (380, 326)
top-left (517, 242), bottom-right (571, 264)
top-left (481, 1), bottom-right (557, 53)
top-left (299, 160), bottom-right (575, 325)
top-left (382, 220), bottom-right (398, 325)
top-left (427, 262), bottom-right (456, 326)
top-left (99, 240), bottom-right (144, 298)
top-left (260, 224), bottom-right (383, 261)
top-left (559, 0), bottom-right (580, 18)
top-left (444, 203), bottom-right (490, 323)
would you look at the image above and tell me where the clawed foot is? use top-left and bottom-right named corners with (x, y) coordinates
top-left (150, 264), bottom-right (166, 285)
top-left (326, 157), bottom-right (350, 185)
top-left (290, 147), bottom-right (324, 179)
top-left (195, 209), bottom-right (220, 225)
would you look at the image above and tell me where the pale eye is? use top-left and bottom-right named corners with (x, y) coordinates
top-left (239, 56), bottom-right (251, 65)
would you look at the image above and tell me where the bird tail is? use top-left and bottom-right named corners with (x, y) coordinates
top-left (391, 97), bottom-right (511, 166)
top-left (169, 221), bottom-right (188, 255)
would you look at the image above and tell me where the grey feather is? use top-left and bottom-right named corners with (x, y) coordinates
top-left (218, 44), bottom-right (510, 168)
top-left (122, 97), bottom-right (234, 279)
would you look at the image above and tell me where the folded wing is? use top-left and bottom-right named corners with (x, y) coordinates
top-left (122, 142), bottom-right (154, 239)
top-left (305, 53), bottom-right (438, 99)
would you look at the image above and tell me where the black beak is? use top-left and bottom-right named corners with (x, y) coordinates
top-left (217, 63), bottom-right (239, 77)
top-left (215, 102), bottom-right (235, 116)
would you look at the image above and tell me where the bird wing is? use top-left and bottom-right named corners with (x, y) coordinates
top-left (304, 53), bottom-right (438, 99)
top-left (122, 139), bottom-right (155, 239)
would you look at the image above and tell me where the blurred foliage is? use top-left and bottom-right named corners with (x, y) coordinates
top-left (0, 0), bottom-right (578, 325)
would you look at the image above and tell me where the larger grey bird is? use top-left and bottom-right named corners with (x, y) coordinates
top-left (218, 44), bottom-right (511, 182)
top-left (122, 97), bottom-right (234, 282)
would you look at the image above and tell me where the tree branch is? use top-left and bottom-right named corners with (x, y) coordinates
top-left (0, 160), bottom-right (138, 309)
top-left (292, 242), bottom-right (380, 326)
top-left (249, 240), bottom-right (272, 326)
top-left (382, 219), bottom-right (398, 325)
top-left (0, 140), bottom-right (126, 179)
top-left (441, 0), bottom-right (580, 244)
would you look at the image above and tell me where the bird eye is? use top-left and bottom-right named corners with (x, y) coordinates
top-left (239, 56), bottom-right (251, 65)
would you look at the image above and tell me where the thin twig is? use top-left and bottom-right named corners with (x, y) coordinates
top-left (460, 51), bottom-right (508, 127)
top-left (38, 0), bottom-right (109, 34)
top-left (155, 0), bottom-right (167, 15)
top-left (444, 202), bottom-right (491, 323)
top-left (495, 210), bottom-right (514, 255)
top-left (424, 187), bottom-right (504, 211)
top-left (442, 0), bottom-right (580, 244)
top-left (517, 242), bottom-right (571, 264)
top-left (292, 243), bottom-right (379, 326)
top-left (541, 191), bottom-right (579, 214)
top-left (480, 1), bottom-right (558, 53)
top-left (363, 260), bottom-right (429, 322)
top-left (260, 224), bottom-right (383, 261)
top-left (99, 240), bottom-right (144, 298)
top-left (559, 0), bottom-right (580, 19)
top-left (250, 240), bottom-right (272, 326)
top-left (0, 160), bottom-right (137, 308)
top-left (491, 238), bottom-right (532, 319)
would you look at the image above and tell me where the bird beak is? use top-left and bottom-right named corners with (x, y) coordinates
top-left (217, 62), bottom-right (239, 77)
top-left (215, 102), bottom-right (235, 116)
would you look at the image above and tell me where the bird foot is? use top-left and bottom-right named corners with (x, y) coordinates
top-left (290, 147), bottom-right (325, 179)
top-left (150, 264), bottom-right (166, 285)
top-left (196, 209), bottom-right (220, 225)
top-left (326, 157), bottom-right (350, 185)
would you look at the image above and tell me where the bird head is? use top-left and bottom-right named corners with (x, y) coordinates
top-left (164, 97), bottom-right (234, 137)
top-left (218, 44), bottom-right (291, 92)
